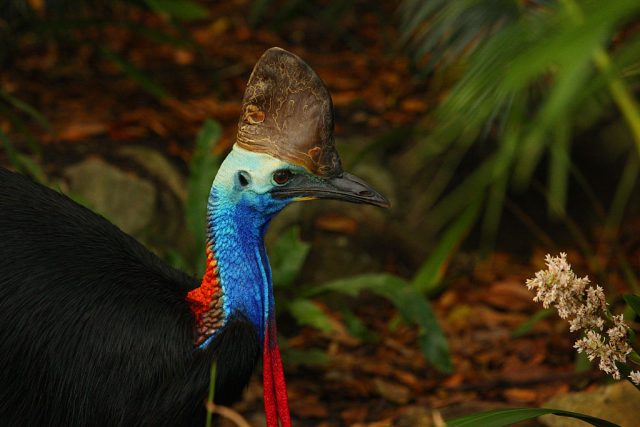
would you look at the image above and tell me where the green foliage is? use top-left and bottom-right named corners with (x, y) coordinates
top-left (185, 119), bottom-right (222, 276)
top-left (399, 0), bottom-right (531, 71)
top-left (144, 0), bottom-right (208, 21)
top-left (0, 90), bottom-right (51, 176)
top-left (623, 294), bottom-right (640, 316)
top-left (270, 227), bottom-right (341, 339)
top-left (165, 119), bottom-right (222, 274)
top-left (177, 124), bottom-right (447, 373)
top-left (399, 0), bottom-right (640, 247)
top-left (308, 274), bottom-right (452, 373)
top-left (574, 350), bottom-right (592, 373)
top-left (446, 407), bottom-right (619, 427)
top-left (512, 308), bottom-right (555, 338)
top-left (270, 227), bottom-right (311, 288)
top-left (287, 299), bottom-right (335, 333)
top-left (269, 226), bottom-right (452, 372)
top-left (282, 347), bottom-right (330, 367)
top-left (338, 302), bottom-right (378, 342)
top-left (0, 90), bottom-right (51, 133)
top-left (248, 0), bottom-right (356, 30)
top-left (171, 122), bottom-right (451, 372)
top-left (99, 47), bottom-right (170, 100)
top-left (412, 201), bottom-right (480, 294)
top-left (205, 361), bottom-right (216, 427)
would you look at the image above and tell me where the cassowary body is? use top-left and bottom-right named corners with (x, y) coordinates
top-left (0, 166), bottom-right (261, 425)
top-left (0, 48), bottom-right (388, 426)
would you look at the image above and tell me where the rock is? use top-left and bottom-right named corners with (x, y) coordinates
top-left (64, 157), bottom-right (156, 236)
top-left (394, 406), bottom-right (434, 427)
top-left (118, 146), bottom-right (187, 202)
top-left (540, 381), bottom-right (640, 427)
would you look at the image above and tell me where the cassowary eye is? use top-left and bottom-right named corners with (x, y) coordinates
top-left (272, 170), bottom-right (292, 186)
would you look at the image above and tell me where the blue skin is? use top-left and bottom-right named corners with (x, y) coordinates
top-left (197, 146), bottom-right (304, 349)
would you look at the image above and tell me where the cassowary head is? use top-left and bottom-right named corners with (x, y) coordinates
top-left (205, 47), bottom-right (389, 427)
top-left (213, 47), bottom-right (389, 218)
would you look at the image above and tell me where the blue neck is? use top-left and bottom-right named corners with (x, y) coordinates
top-left (207, 188), bottom-right (276, 341)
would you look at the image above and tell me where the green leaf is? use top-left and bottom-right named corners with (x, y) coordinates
top-left (575, 350), bottom-right (591, 373)
top-left (389, 286), bottom-right (452, 373)
top-left (339, 303), bottom-right (378, 342)
top-left (447, 407), bottom-right (619, 427)
top-left (480, 111), bottom-right (518, 249)
top-left (309, 274), bottom-right (452, 372)
top-left (288, 299), bottom-right (335, 333)
top-left (412, 200), bottom-right (480, 294)
top-left (205, 361), bottom-right (217, 427)
top-left (186, 119), bottom-right (222, 275)
top-left (0, 103), bottom-right (42, 156)
top-left (547, 122), bottom-right (571, 218)
top-left (606, 156), bottom-right (639, 237)
top-left (514, 52), bottom-right (593, 186)
top-left (270, 226), bottom-right (310, 288)
top-left (624, 294), bottom-right (640, 316)
top-left (122, 21), bottom-right (192, 47)
top-left (0, 128), bottom-right (21, 171)
top-left (307, 273), bottom-right (409, 297)
top-left (100, 47), bottom-right (169, 100)
top-left (512, 308), bottom-right (555, 338)
top-left (0, 90), bottom-right (51, 131)
top-left (164, 249), bottom-right (191, 272)
top-left (399, 0), bottom-right (640, 231)
top-left (14, 154), bottom-right (48, 184)
top-left (0, 129), bottom-right (46, 182)
top-left (249, 0), bottom-right (273, 26)
top-left (282, 348), bottom-right (330, 367)
top-left (399, 0), bottom-right (523, 70)
top-left (428, 158), bottom-right (496, 231)
top-left (145, 0), bottom-right (209, 21)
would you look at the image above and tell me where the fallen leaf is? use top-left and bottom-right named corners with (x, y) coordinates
top-left (315, 214), bottom-right (359, 234)
top-left (57, 121), bottom-right (107, 141)
top-left (483, 281), bottom-right (535, 311)
top-left (374, 378), bottom-right (411, 405)
top-left (503, 388), bottom-right (538, 403)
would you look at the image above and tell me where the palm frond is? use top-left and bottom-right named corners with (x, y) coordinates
top-left (399, 0), bottom-right (640, 237)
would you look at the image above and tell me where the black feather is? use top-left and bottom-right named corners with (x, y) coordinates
top-left (0, 167), bottom-right (260, 426)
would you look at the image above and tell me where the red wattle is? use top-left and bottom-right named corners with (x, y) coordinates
top-left (186, 246), bottom-right (220, 322)
top-left (263, 345), bottom-right (277, 427)
top-left (263, 323), bottom-right (291, 427)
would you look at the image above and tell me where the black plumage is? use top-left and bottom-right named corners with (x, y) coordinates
top-left (0, 167), bottom-right (260, 426)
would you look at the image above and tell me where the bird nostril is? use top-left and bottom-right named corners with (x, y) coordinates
top-left (359, 190), bottom-right (373, 197)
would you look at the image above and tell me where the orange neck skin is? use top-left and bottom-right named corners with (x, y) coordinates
top-left (186, 246), bottom-right (223, 347)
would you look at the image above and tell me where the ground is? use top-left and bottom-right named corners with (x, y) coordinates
top-left (1, 1), bottom-right (638, 425)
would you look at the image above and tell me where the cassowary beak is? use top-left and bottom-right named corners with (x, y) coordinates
top-left (271, 171), bottom-right (390, 208)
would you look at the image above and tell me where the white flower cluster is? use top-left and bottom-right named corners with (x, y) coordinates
top-left (526, 253), bottom-right (637, 383)
top-left (573, 315), bottom-right (630, 379)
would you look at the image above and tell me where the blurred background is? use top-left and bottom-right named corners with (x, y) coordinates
top-left (1, 0), bottom-right (640, 425)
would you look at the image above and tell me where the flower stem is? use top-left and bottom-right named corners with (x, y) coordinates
top-left (205, 361), bottom-right (217, 427)
top-left (629, 351), bottom-right (640, 366)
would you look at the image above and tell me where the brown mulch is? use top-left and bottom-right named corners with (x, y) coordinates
top-left (230, 252), bottom-right (610, 425)
top-left (1, 1), bottom-right (429, 166)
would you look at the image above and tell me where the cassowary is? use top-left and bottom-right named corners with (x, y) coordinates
top-left (0, 47), bottom-right (389, 426)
